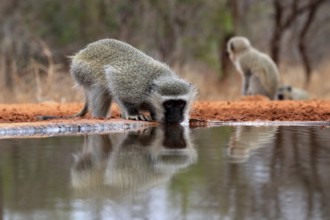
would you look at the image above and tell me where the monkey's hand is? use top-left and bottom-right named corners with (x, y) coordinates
top-left (124, 114), bottom-right (152, 122)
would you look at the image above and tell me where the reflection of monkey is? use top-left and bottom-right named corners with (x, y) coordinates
top-left (227, 36), bottom-right (280, 100)
top-left (276, 85), bottom-right (309, 100)
top-left (39, 39), bottom-right (197, 124)
top-left (71, 126), bottom-right (197, 197)
top-left (227, 126), bottom-right (278, 163)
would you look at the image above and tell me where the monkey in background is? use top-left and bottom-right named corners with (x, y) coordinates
top-left (276, 85), bottom-right (309, 100)
top-left (39, 39), bottom-right (197, 125)
top-left (227, 36), bottom-right (280, 100)
top-left (71, 126), bottom-right (197, 196)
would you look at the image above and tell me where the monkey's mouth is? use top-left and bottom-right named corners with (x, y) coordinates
top-left (163, 113), bottom-right (184, 124)
top-left (163, 119), bottom-right (183, 125)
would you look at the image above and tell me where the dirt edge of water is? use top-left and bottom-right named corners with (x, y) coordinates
top-left (0, 96), bottom-right (330, 126)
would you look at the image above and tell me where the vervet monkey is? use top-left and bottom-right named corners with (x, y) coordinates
top-left (276, 85), bottom-right (309, 100)
top-left (227, 36), bottom-right (280, 100)
top-left (71, 126), bottom-right (197, 196)
top-left (39, 39), bottom-right (197, 124)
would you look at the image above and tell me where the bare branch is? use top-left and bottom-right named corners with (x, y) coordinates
top-left (271, 0), bottom-right (326, 64)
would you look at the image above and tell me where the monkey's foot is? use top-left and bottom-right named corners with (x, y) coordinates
top-left (126, 115), bottom-right (152, 121)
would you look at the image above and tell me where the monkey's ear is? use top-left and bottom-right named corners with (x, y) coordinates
top-left (230, 42), bottom-right (235, 52)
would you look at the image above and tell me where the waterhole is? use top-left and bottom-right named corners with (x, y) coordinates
top-left (0, 125), bottom-right (329, 220)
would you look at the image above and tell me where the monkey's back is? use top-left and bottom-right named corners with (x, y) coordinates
top-left (71, 39), bottom-right (176, 103)
top-left (239, 49), bottom-right (279, 98)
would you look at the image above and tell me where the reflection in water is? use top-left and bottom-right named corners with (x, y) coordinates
top-left (227, 126), bottom-right (278, 163)
top-left (191, 126), bottom-right (330, 220)
top-left (1, 126), bottom-right (330, 220)
top-left (71, 125), bottom-right (197, 198)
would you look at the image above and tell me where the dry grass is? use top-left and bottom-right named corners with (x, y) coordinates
top-left (0, 65), bottom-right (83, 103)
top-left (0, 24), bottom-right (328, 103)
top-left (0, 59), bottom-right (330, 103)
top-left (179, 62), bottom-right (241, 101)
top-left (182, 61), bottom-right (330, 101)
top-left (279, 62), bottom-right (330, 99)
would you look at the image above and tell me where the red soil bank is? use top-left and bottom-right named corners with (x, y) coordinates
top-left (0, 96), bottom-right (330, 124)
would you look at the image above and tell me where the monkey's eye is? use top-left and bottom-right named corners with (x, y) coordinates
top-left (176, 100), bottom-right (186, 108)
top-left (163, 101), bottom-right (173, 108)
top-left (163, 100), bottom-right (186, 109)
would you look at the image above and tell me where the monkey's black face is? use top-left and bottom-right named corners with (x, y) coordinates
top-left (163, 99), bottom-right (186, 124)
top-left (277, 86), bottom-right (292, 100)
top-left (277, 94), bottom-right (284, 100)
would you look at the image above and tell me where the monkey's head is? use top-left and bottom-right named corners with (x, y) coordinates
top-left (227, 36), bottom-right (251, 61)
top-left (149, 77), bottom-right (197, 125)
top-left (276, 85), bottom-right (293, 100)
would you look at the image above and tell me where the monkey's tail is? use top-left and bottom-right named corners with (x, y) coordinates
top-left (36, 102), bottom-right (88, 120)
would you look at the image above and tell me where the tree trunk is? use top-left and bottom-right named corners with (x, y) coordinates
top-left (270, 0), bottom-right (283, 64)
top-left (219, 32), bottom-right (235, 81)
top-left (298, 0), bottom-right (325, 87)
top-left (219, 0), bottom-right (239, 81)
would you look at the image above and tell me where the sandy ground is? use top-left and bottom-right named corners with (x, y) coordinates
top-left (0, 96), bottom-right (330, 126)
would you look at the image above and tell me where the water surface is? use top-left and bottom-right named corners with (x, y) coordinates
top-left (0, 125), bottom-right (330, 220)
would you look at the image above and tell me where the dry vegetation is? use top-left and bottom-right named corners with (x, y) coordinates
top-left (0, 0), bottom-right (329, 103)
top-left (182, 61), bottom-right (330, 101)
top-left (1, 60), bottom-right (330, 103)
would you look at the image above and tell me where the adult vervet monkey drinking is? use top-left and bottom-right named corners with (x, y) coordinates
top-left (39, 39), bottom-right (197, 125)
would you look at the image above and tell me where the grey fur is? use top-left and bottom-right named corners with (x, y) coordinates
top-left (71, 39), bottom-right (197, 124)
top-left (227, 36), bottom-right (280, 100)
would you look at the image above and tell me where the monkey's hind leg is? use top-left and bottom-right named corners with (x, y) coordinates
top-left (242, 69), bottom-right (252, 96)
top-left (248, 75), bottom-right (271, 99)
top-left (86, 86), bottom-right (112, 118)
top-left (119, 101), bottom-right (152, 121)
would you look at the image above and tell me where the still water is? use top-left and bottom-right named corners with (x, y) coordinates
top-left (0, 125), bottom-right (330, 220)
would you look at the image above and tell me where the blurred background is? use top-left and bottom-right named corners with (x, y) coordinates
top-left (0, 0), bottom-right (329, 103)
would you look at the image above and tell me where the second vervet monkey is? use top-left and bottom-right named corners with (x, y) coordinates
top-left (227, 36), bottom-right (280, 100)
